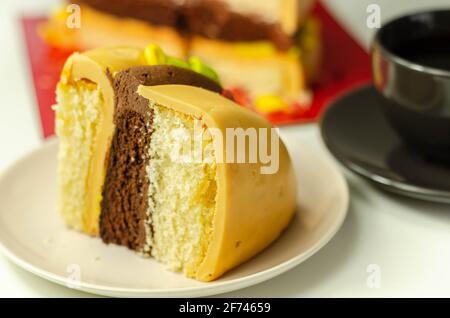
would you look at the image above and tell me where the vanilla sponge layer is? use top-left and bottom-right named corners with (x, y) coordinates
top-left (147, 104), bottom-right (217, 278)
top-left (55, 80), bottom-right (103, 232)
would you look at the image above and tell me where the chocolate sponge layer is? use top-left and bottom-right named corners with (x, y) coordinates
top-left (73, 0), bottom-right (292, 50)
top-left (100, 65), bottom-right (222, 252)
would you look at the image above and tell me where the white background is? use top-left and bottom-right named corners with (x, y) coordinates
top-left (0, 0), bottom-right (450, 297)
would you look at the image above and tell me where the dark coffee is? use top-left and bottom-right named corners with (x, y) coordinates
top-left (392, 36), bottom-right (450, 71)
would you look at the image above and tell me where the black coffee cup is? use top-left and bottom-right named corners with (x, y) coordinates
top-left (372, 10), bottom-right (450, 163)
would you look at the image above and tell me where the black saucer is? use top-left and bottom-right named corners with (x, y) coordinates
top-left (320, 84), bottom-right (450, 203)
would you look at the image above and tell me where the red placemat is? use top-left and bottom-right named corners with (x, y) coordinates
top-left (21, 2), bottom-right (371, 139)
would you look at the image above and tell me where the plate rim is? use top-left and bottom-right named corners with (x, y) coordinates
top-left (0, 137), bottom-right (349, 297)
top-left (320, 84), bottom-right (450, 204)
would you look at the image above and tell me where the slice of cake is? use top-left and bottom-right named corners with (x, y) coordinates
top-left (41, 0), bottom-right (321, 115)
top-left (55, 45), bottom-right (297, 281)
top-left (42, 0), bottom-right (315, 51)
top-left (54, 45), bottom-right (221, 235)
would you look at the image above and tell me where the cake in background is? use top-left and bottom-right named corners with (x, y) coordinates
top-left (55, 45), bottom-right (297, 281)
top-left (41, 0), bottom-right (322, 116)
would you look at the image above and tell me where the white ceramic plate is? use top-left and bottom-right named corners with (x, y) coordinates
top-left (0, 137), bottom-right (348, 297)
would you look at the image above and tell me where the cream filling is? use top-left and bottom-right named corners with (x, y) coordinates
top-left (175, 0), bottom-right (302, 34)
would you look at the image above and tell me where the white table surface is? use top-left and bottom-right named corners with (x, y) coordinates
top-left (0, 0), bottom-right (450, 298)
